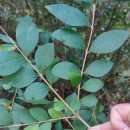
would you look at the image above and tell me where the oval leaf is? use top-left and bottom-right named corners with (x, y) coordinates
top-left (0, 106), bottom-right (13, 125)
top-left (84, 59), bottom-right (114, 77)
top-left (0, 51), bottom-right (26, 76)
top-left (81, 94), bottom-right (98, 107)
top-left (52, 28), bottom-right (85, 49)
top-left (45, 4), bottom-right (90, 26)
top-left (3, 67), bottom-right (38, 88)
top-left (48, 108), bottom-right (63, 118)
top-left (16, 16), bottom-right (39, 56)
top-left (24, 82), bottom-right (49, 100)
top-left (40, 122), bottom-right (52, 130)
top-left (90, 30), bottom-right (129, 53)
top-left (29, 107), bottom-right (48, 121)
top-left (35, 43), bottom-right (54, 69)
top-left (52, 62), bottom-right (80, 80)
top-left (82, 78), bottom-right (104, 92)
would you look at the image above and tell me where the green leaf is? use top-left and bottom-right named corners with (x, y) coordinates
top-left (24, 124), bottom-right (39, 130)
top-left (16, 16), bottom-right (39, 56)
top-left (0, 106), bottom-right (13, 125)
top-left (45, 4), bottom-right (90, 26)
top-left (54, 100), bottom-right (65, 111)
top-left (0, 34), bottom-right (13, 43)
top-left (24, 82), bottom-right (49, 100)
top-left (40, 122), bottom-right (52, 130)
top-left (48, 108), bottom-right (63, 118)
top-left (35, 43), bottom-right (55, 69)
top-left (3, 67), bottom-right (38, 88)
top-left (82, 78), bottom-right (104, 92)
top-left (90, 30), bottom-right (129, 53)
top-left (52, 28), bottom-right (85, 49)
top-left (0, 51), bottom-right (26, 76)
top-left (0, 44), bottom-right (16, 51)
top-left (84, 59), bottom-right (114, 77)
top-left (72, 120), bottom-right (86, 130)
top-left (69, 72), bottom-right (81, 87)
top-left (29, 107), bottom-right (49, 121)
top-left (81, 94), bottom-right (98, 107)
top-left (55, 121), bottom-right (63, 130)
top-left (70, 100), bottom-right (81, 111)
top-left (52, 62), bottom-right (80, 80)
top-left (11, 103), bottom-right (36, 124)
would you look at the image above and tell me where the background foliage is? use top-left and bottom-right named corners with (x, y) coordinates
top-left (0, 0), bottom-right (130, 130)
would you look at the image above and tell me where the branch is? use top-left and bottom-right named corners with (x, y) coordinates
top-left (0, 26), bottom-right (90, 129)
top-left (77, 3), bottom-right (97, 100)
top-left (0, 116), bottom-right (76, 129)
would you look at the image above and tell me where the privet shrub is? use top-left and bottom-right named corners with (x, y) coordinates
top-left (0, 0), bottom-right (129, 130)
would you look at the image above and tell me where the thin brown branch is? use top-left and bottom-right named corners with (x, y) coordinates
top-left (10, 89), bottom-right (18, 110)
top-left (0, 116), bottom-right (76, 129)
top-left (0, 26), bottom-right (90, 129)
top-left (77, 3), bottom-right (97, 100)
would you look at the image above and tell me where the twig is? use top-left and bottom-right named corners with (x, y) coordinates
top-left (77, 3), bottom-right (97, 100)
top-left (0, 26), bottom-right (90, 129)
top-left (0, 116), bottom-right (76, 129)
top-left (10, 89), bottom-right (18, 110)
top-left (62, 113), bottom-right (75, 130)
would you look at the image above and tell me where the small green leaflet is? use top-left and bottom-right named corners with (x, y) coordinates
top-left (48, 108), bottom-right (63, 118)
top-left (52, 28), bottom-right (85, 49)
top-left (69, 72), bottom-right (81, 87)
top-left (3, 67), bottom-right (38, 88)
top-left (54, 100), bottom-right (65, 111)
top-left (84, 59), bottom-right (114, 77)
top-left (0, 106), bottom-right (13, 125)
top-left (29, 107), bottom-right (49, 121)
top-left (90, 30), bottom-right (129, 53)
top-left (0, 44), bottom-right (16, 51)
top-left (40, 122), bottom-right (52, 130)
top-left (45, 4), bottom-right (90, 26)
top-left (82, 78), bottom-right (104, 92)
top-left (16, 16), bottom-right (39, 56)
top-left (35, 43), bottom-right (55, 69)
top-left (81, 94), bottom-right (98, 107)
top-left (0, 51), bottom-right (26, 76)
top-left (52, 62), bottom-right (80, 80)
top-left (24, 82), bottom-right (49, 100)
top-left (0, 34), bottom-right (13, 43)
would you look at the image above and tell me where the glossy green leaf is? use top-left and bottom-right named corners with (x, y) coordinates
top-left (24, 82), bottom-right (49, 100)
top-left (52, 28), bottom-right (85, 49)
top-left (0, 106), bottom-right (13, 125)
top-left (29, 107), bottom-right (49, 121)
top-left (48, 108), bottom-right (63, 118)
top-left (45, 4), bottom-right (90, 26)
top-left (0, 51), bottom-right (26, 76)
top-left (81, 94), bottom-right (98, 107)
top-left (55, 121), bottom-right (63, 130)
top-left (3, 67), bottom-right (38, 88)
top-left (0, 34), bottom-right (13, 43)
top-left (54, 100), bottom-right (65, 111)
top-left (72, 120), bottom-right (86, 130)
top-left (84, 59), bottom-right (114, 77)
top-left (35, 43), bottom-right (54, 69)
top-left (0, 44), bottom-right (16, 51)
top-left (82, 78), bottom-right (104, 92)
top-left (40, 122), bottom-right (52, 130)
top-left (16, 16), bottom-right (39, 56)
top-left (24, 124), bottom-right (39, 130)
top-left (52, 62), bottom-right (80, 80)
top-left (69, 72), bottom-right (81, 87)
top-left (11, 104), bottom-right (36, 124)
top-left (90, 30), bottom-right (129, 53)
top-left (70, 100), bottom-right (81, 111)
